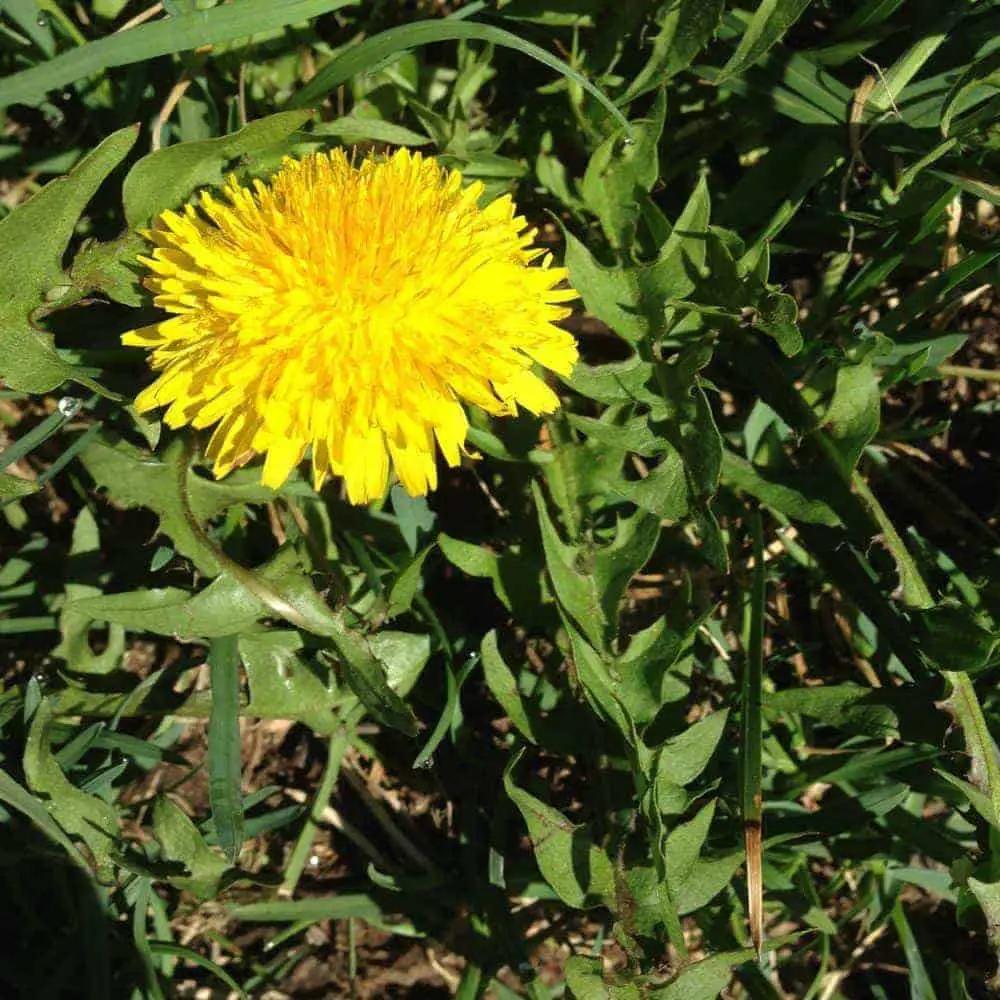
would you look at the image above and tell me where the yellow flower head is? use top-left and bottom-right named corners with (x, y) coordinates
top-left (123, 148), bottom-right (578, 504)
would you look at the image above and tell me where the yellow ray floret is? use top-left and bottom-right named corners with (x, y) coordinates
top-left (122, 148), bottom-right (579, 504)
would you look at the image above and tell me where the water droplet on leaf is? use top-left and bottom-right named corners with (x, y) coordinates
top-left (57, 396), bottom-right (82, 419)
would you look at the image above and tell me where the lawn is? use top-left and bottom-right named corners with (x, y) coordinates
top-left (2, 1), bottom-right (1000, 997)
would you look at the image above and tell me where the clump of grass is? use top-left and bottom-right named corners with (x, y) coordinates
top-left (2, 1), bottom-right (999, 996)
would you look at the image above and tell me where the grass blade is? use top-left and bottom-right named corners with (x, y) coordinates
top-left (0, 402), bottom-right (77, 470)
top-left (891, 898), bottom-right (940, 1000)
top-left (208, 634), bottom-right (243, 865)
top-left (148, 942), bottom-right (247, 998)
top-left (741, 508), bottom-right (766, 956)
top-left (0, 0), bottom-right (358, 107)
top-left (715, 0), bottom-right (812, 85)
top-left (230, 895), bottom-right (386, 922)
top-left (286, 20), bottom-right (629, 134)
top-left (279, 728), bottom-right (350, 897)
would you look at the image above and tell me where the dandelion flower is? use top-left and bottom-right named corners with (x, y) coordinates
top-left (123, 148), bottom-right (578, 504)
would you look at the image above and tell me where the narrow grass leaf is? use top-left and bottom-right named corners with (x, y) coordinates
top-left (230, 895), bottom-right (386, 922)
top-left (287, 20), bottom-right (629, 134)
top-left (0, 0), bottom-right (359, 107)
top-left (741, 509), bottom-right (766, 956)
top-left (148, 942), bottom-right (247, 998)
top-left (208, 634), bottom-right (244, 865)
top-left (890, 898), bottom-right (939, 1000)
top-left (3, 0), bottom-right (56, 57)
top-left (715, 0), bottom-right (812, 85)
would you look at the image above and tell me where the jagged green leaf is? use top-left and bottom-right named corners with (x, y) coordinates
top-left (123, 110), bottom-right (312, 226)
top-left (504, 753), bottom-right (614, 909)
top-left (23, 701), bottom-right (118, 879)
top-left (152, 796), bottom-right (229, 899)
top-left (0, 126), bottom-right (136, 394)
top-left (80, 434), bottom-right (274, 577)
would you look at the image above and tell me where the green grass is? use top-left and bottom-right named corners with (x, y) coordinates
top-left (2, 0), bottom-right (1000, 996)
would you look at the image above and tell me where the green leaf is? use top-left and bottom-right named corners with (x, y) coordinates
top-left (229, 895), bottom-right (387, 923)
top-left (208, 635), bottom-right (244, 865)
top-left (722, 452), bottom-right (840, 526)
top-left (875, 250), bottom-right (1000, 338)
top-left (3, 0), bottom-right (57, 57)
top-left (567, 411), bottom-right (666, 458)
top-left (566, 355), bottom-right (659, 406)
top-left (54, 507), bottom-right (126, 675)
top-left (248, 627), bottom-right (427, 732)
top-left (0, 0), bottom-right (359, 107)
top-left (915, 604), bottom-right (999, 674)
top-left (481, 630), bottom-right (539, 745)
top-left (565, 176), bottom-right (711, 344)
top-left (334, 625), bottom-right (419, 737)
top-left (664, 799), bottom-right (718, 889)
top-left (311, 116), bottom-right (431, 146)
top-left (939, 769), bottom-right (999, 828)
top-left (240, 630), bottom-right (343, 732)
top-left (70, 231), bottom-right (147, 307)
top-left (287, 21), bottom-right (629, 136)
top-left (622, 0), bottom-right (725, 102)
top-left (534, 481), bottom-right (660, 648)
top-left (386, 544), bottom-right (434, 619)
top-left (966, 877), bottom-right (1000, 958)
top-left (438, 533), bottom-right (511, 610)
top-left (0, 472), bottom-right (38, 502)
top-left (0, 126), bottom-right (136, 394)
top-left (565, 620), bottom-right (636, 741)
top-left (23, 701), bottom-right (118, 878)
top-left (65, 544), bottom-right (305, 637)
top-left (652, 950), bottom-right (753, 998)
top-left (767, 684), bottom-right (900, 738)
top-left (939, 672), bottom-right (1000, 834)
top-left (565, 956), bottom-right (641, 1000)
top-left (151, 796), bottom-right (229, 899)
top-left (503, 753), bottom-right (614, 909)
top-left (80, 434), bottom-right (274, 577)
top-left (123, 110), bottom-right (312, 226)
top-left (390, 485), bottom-right (436, 555)
top-left (613, 616), bottom-right (694, 725)
top-left (890, 898), bottom-right (940, 1000)
top-left (147, 941), bottom-right (247, 999)
top-left (754, 289), bottom-right (803, 356)
top-left (581, 92), bottom-right (666, 250)
top-left (66, 528), bottom-right (427, 736)
top-left (609, 450), bottom-right (690, 522)
top-left (929, 170), bottom-right (1000, 207)
top-left (655, 709), bottom-right (729, 790)
top-left (940, 49), bottom-right (1000, 136)
top-left (674, 850), bottom-right (744, 914)
top-left (821, 357), bottom-right (880, 474)
top-left (715, 0), bottom-right (812, 85)
top-left (704, 52), bottom-right (851, 126)
top-left (865, 20), bottom-right (953, 115)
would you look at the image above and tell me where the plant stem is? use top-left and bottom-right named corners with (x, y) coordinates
top-left (937, 363), bottom-right (1000, 383)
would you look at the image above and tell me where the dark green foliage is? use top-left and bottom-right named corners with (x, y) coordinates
top-left (2, 1), bottom-right (999, 997)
